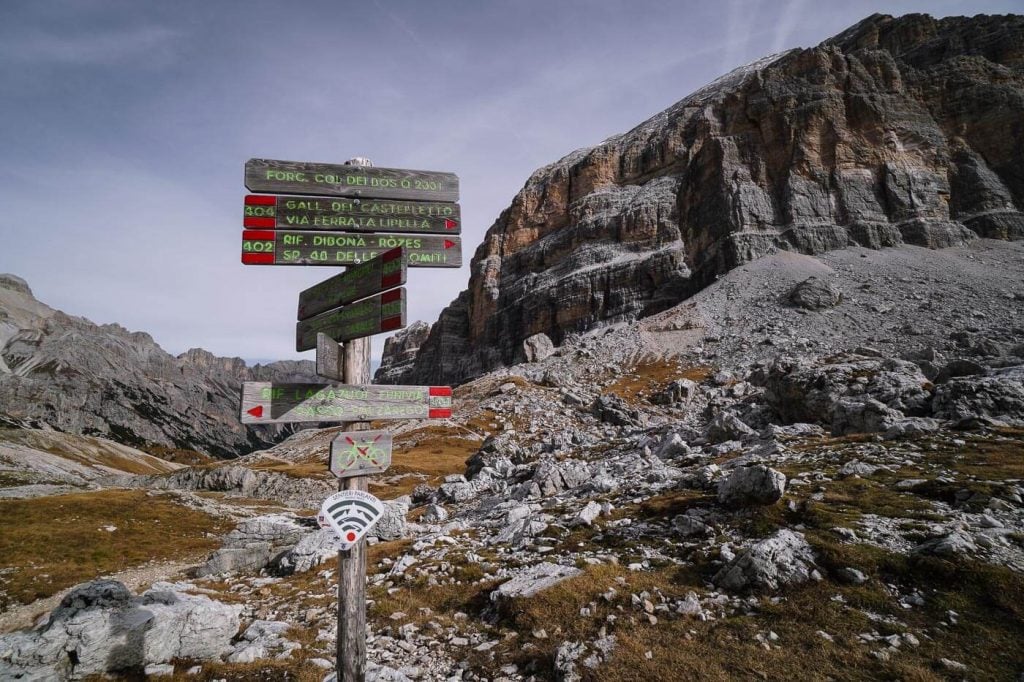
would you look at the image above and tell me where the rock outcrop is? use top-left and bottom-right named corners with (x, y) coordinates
top-left (375, 320), bottom-right (431, 383)
top-left (0, 580), bottom-right (242, 679)
top-left (383, 13), bottom-right (1024, 386)
top-left (0, 275), bottom-right (317, 458)
top-left (137, 465), bottom-right (334, 509)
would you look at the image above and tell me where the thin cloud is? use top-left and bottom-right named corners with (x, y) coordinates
top-left (721, 0), bottom-right (762, 75)
top-left (771, 0), bottom-right (809, 53)
top-left (371, 0), bottom-right (429, 52)
top-left (0, 25), bottom-right (180, 66)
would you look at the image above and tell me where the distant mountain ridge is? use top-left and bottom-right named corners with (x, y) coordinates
top-left (0, 274), bottom-right (316, 458)
top-left (380, 13), bottom-right (1024, 387)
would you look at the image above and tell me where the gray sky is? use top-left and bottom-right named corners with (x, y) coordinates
top-left (1, 0), bottom-right (1018, 365)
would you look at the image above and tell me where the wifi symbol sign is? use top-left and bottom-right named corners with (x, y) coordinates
top-left (320, 490), bottom-right (385, 548)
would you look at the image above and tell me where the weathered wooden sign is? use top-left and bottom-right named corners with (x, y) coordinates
top-left (316, 333), bottom-right (344, 381)
top-left (295, 288), bottom-right (405, 352)
top-left (245, 159), bottom-right (459, 202)
top-left (329, 430), bottom-right (393, 478)
top-left (244, 195), bottom-right (461, 234)
top-left (241, 230), bottom-right (461, 268)
top-left (240, 382), bottom-right (453, 423)
top-left (297, 247), bottom-right (406, 321)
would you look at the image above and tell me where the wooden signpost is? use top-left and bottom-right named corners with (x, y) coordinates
top-left (240, 382), bottom-right (452, 424)
top-left (316, 333), bottom-right (345, 381)
top-left (245, 158), bottom-right (459, 202)
top-left (298, 247), bottom-right (406, 320)
top-left (295, 288), bottom-right (405, 351)
top-left (241, 230), bottom-right (461, 267)
top-left (244, 194), bottom-right (461, 234)
top-left (329, 430), bottom-right (393, 478)
top-left (238, 156), bottom-right (457, 682)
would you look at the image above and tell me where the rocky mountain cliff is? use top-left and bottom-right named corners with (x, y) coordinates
top-left (381, 13), bottom-right (1024, 387)
top-left (0, 275), bottom-right (316, 458)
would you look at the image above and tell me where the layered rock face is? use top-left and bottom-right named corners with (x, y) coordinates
top-left (385, 13), bottom-right (1024, 386)
top-left (375, 320), bottom-right (431, 384)
top-left (0, 275), bottom-right (316, 458)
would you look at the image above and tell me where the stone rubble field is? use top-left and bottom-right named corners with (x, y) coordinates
top-left (3, 242), bottom-right (1023, 680)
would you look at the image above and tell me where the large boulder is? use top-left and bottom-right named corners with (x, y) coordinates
top-left (271, 529), bottom-right (339, 576)
top-left (511, 457), bottom-right (593, 500)
top-left (195, 513), bottom-right (316, 577)
top-left (372, 500), bottom-right (410, 541)
top-left (591, 394), bottom-right (643, 427)
top-left (788, 277), bottom-right (842, 310)
top-left (522, 333), bottom-right (556, 363)
top-left (650, 378), bottom-right (700, 406)
top-left (765, 356), bottom-right (933, 431)
top-left (713, 530), bottom-right (820, 593)
top-left (830, 397), bottom-right (905, 435)
top-left (717, 465), bottom-right (787, 507)
top-left (0, 580), bottom-right (241, 679)
top-left (705, 412), bottom-right (758, 444)
top-left (932, 366), bottom-right (1024, 424)
top-left (465, 432), bottom-right (524, 480)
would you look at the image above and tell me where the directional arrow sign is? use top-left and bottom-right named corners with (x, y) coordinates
top-left (240, 383), bottom-right (453, 424)
top-left (241, 230), bottom-right (461, 268)
top-left (298, 247), bottom-right (406, 321)
top-left (245, 159), bottom-right (459, 202)
top-left (329, 430), bottom-right (393, 478)
top-left (296, 288), bottom-right (405, 351)
top-left (244, 194), bottom-right (461, 234)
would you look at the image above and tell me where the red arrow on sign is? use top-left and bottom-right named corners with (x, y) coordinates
top-left (444, 218), bottom-right (458, 230)
top-left (247, 405), bottom-right (264, 418)
top-left (444, 240), bottom-right (455, 249)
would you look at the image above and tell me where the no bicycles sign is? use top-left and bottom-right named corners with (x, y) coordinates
top-left (329, 430), bottom-right (393, 478)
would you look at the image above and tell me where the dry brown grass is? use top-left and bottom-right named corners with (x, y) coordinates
top-left (142, 444), bottom-right (215, 466)
top-left (939, 432), bottom-right (1024, 480)
top-left (367, 426), bottom-right (481, 499)
top-left (246, 459), bottom-right (333, 480)
top-left (602, 360), bottom-right (714, 404)
top-left (116, 659), bottom-right (325, 682)
top-left (481, 550), bottom-right (1024, 681)
top-left (192, 492), bottom-right (293, 514)
top-left (370, 576), bottom-right (498, 627)
top-left (0, 490), bottom-right (228, 608)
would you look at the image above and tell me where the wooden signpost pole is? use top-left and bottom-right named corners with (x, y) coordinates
top-left (337, 158), bottom-right (371, 682)
top-left (239, 154), bottom-right (457, 681)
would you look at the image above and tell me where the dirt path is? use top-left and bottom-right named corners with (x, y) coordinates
top-left (0, 558), bottom-right (201, 634)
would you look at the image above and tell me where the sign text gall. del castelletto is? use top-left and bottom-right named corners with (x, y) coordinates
top-left (244, 195), bottom-right (460, 235)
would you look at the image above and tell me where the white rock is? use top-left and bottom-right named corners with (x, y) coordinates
top-left (939, 658), bottom-right (968, 672)
top-left (717, 465), bottom-right (787, 507)
top-left (491, 562), bottom-right (583, 601)
top-left (672, 515), bottom-right (712, 537)
top-left (837, 567), bottom-right (868, 585)
top-left (0, 580), bottom-right (241, 680)
top-left (573, 501), bottom-right (602, 526)
top-left (713, 530), bottom-right (820, 593)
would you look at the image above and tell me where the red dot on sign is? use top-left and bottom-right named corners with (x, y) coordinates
top-left (347, 532), bottom-right (356, 542)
